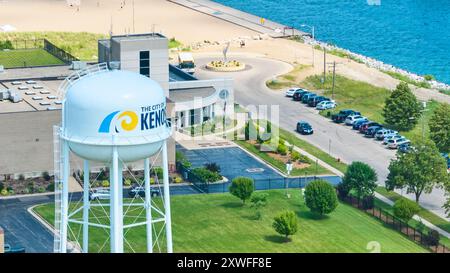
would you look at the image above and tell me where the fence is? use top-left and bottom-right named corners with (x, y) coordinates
top-left (43, 39), bottom-right (78, 64)
top-left (341, 195), bottom-right (450, 253)
top-left (1, 39), bottom-right (45, 50)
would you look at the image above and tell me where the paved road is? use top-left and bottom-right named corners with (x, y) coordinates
top-left (193, 54), bottom-right (449, 219)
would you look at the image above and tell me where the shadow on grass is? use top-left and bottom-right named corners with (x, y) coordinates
top-left (264, 235), bottom-right (291, 244)
top-left (220, 202), bottom-right (244, 209)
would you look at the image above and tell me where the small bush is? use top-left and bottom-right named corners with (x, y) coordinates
top-left (229, 177), bottom-right (254, 204)
top-left (290, 151), bottom-right (301, 161)
top-left (1, 189), bottom-right (9, 196)
top-left (393, 198), bottom-right (420, 222)
top-left (298, 154), bottom-right (311, 164)
top-left (423, 230), bottom-right (440, 246)
top-left (37, 187), bottom-right (45, 193)
top-left (204, 162), bottom-right (221, 174)
top-left (424, 74), bottom-right (435, 81)
top-left (336, 182), bottom-right (350, 199)
top-left (277, 144), bottom-right (287, 155)
top-left (191, 167), bottom-right (222, 183)
top-left (46, 183), bottom-right (55, 192)
top-left (42, 171), bottom-right (51, 181)
top-left (8, 189), bottom-right (14, 195)
top-left (123, 179), bottom-right (132, 186)
top-left (153, 167), bottom-right (163, 179)
top-left (304, 180), bottom-right (338, 216)
top-left (272, 210), bottom-right (298, 241)
top-left (18, 174), bottom-right (25, 181)
top-left (174, 177), bottom-right (183, 183)
top-left (102, 180), bottom-right (110, 187)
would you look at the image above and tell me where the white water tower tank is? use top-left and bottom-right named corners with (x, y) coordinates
top-left (62, 69), bottom-right (171, 162)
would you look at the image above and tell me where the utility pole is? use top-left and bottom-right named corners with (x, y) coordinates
top-left (326, 61), bottom-right (342, 100)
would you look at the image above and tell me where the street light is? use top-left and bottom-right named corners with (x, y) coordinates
top-left (301, 24), bottom-right (315, 67)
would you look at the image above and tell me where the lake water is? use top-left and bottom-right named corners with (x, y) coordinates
top-left (214, 0), bottom-right (450, 84)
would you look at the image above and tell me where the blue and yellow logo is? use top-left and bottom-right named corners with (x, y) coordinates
top-left (99, 110), bottom-right (139, 133)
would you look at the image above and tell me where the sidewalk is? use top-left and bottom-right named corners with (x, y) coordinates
top-left (168, 0), bottom-right (305, 38)
top-left (286, 140), bottom-right (450, 239)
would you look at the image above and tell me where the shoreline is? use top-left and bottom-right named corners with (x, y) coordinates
top-left (181, 0), bottom-right (450, 91)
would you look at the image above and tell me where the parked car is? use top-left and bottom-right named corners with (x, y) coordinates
top-left (359, 121), bottom-right (381, 134)
top-left (345, 115), bottom-right (366, 126)
top-left (292, 89), bottom-right (310, 101)
top-left (398, 143), bottom-right (412, 153)
top-left (4, 244), bottom-right (25, 253)
top-left (382, 134), bottom-right (404, 145)
top-left (307, 96), bottom-right (329, 107)
top-left (316, 100), bottom-right (336, 110)
top-left (301, 93), bottom-right (317, 104)
top-left (128, 186), bottom-right (161, 198)
top-left (285, 87), bottom-right (302, 97)
top-left (352, 118), bottom-right (369, 130)
top-left (441, 153), bottom-right (450, 172)
top-left (296, 121), bottom-right (313, 135)
top-left (375, 129), bottom-right (398, 141)
top-left (364, 126), bottom-right (383, 138)
top-left (89, 188), bottom-right (110, 201)
top-left (387, 138), bottom-right (410, 149)
top-left (331, 109), bottom-right (361, 123)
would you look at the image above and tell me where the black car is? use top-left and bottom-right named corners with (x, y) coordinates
top-left (296, 121), bottom-right (313, 135)
top-left (301, 93), bottom-right (316, 104)
top-left (293, 90), bottom-right (310, 101)
top-left (128, 186), bottom-right (161, 198)
top-left (352, 119), bottom-right (369, 130)
top-left (331, 109), bottom-right (361, 123)
top-left (398, 143), bottom-right (412, 153)
top-left (359, 121), bottom-right (381, 134)
top-left (364, 126), bottom-right (383, 138)
top-left (307, 96), bottom-right (329, 107)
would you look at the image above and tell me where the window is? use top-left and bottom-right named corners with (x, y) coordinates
top-left (139, 51), bottom-right (150, 77)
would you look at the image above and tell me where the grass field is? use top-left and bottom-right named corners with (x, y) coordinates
top-left (0, 49), bottom-right (64, 68)
top-left (33, 189), bottom-right (427, 253)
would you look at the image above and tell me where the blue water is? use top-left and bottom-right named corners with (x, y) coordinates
top-left (214, 0), bottom-right (450, 84)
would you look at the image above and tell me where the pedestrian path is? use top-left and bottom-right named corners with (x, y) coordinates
top-left (168, 0), bottom-right (305, 38)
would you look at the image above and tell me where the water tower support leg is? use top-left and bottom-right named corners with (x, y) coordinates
top-left (110, 146), bottom-right (124, 253)
top-left (162, 140), bottom-right (173, 253)
top-left (144, 158), bottom-right (153, 253)
top-left (60, 140), bottom-right (69, 253)
top-left (82, 160), bottom-right (89, 253)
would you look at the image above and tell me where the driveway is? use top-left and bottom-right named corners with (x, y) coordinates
top-left (193, 53), bottom-right (449, 219)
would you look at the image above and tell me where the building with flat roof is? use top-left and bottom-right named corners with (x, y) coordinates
top-left (0, 33), bottom-right (233, 178)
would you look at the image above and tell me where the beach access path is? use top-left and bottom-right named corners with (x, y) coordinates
top-left (168, 0), bottom-right (305, 38)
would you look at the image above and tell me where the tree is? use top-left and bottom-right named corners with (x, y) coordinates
top-left (272, 210), bottom-right (298, 241)
top-left (342, 161), bottom-right (378, 199)
top-left (386, 140), bottom-right (448, 203)
top-left (304, 180), bottom-right (338, 216)
top-left (382, 82), bottom-right (422, 131)
top-left (229, 177), bottom-right (254, 204)
top-left (393, 198), bottom-right (420, 222)
top-left (429, 103), bottom-right (450, 153)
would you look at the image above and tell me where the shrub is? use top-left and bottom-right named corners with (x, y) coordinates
top-left (250, 192), bottom-right (268, 220)
top-left (277, 144), bottom-right (287, 155)
top-left (393, 198), bottom-right (420, 222)
top-left (7, 189), bottom-right (14, 195)
top-left (102, 180), bottom-right (110, 187)
top-left (336, 182), bottom-right (350, 199)
top-left (304, 180), bottom-right (338, 216)
top-left (204, 162), bottom-right (221, 174)
top-left (174, 177), bottom-right (183, 183)
top-left (361, 196), bottom-right (375, 210)
top-left (290, 151), bottom-right (301, 161)
top-left (424, 74), bottom-right (435, 81)
top-left (153, 167), bottom-right (163, 179)
top-left (37, 187), bottom-right (45, 193)
top-left (0, 182), bottom-right (4, 192)
top-left (176, 151), bottom-right (192, 168)
top-left (18, 174), bottom-right (25, 181)
top-left (229, 177), bottom-right (254, 204)
top-left (42, 171), bottom-right (51, 181)
top-left (123, 179), bottom-right (132, 186)
top-left (0, 40), bottom-right (13, 50)
top-left (1, 189), bottom-right (8, 196)
top-left (423, 230), bottom-right (440, 246)
top-left (191, 167), bottom-right (222, 183)
top-left (272, 210), bottom-right (298, 241)
top-left (298, 154), bottom-right (311, 164)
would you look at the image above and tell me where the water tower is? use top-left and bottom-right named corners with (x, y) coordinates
top-left (53, 63), bottom-right (173, 253)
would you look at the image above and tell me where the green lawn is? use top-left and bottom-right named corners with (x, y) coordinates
top-left (0, 49), bottom-right (64, 68)
top-left (235, 140), bottom-right (331, 176)
top-left (33, 189), bottom-right (427, 253)
top-left (0, 32), bottom-right (107, 61)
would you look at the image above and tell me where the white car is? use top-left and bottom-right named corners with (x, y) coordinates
top-left (375, 129), bottom-right (398, 141)
top-left (285, 87), bottom-right (302, 97)
top-left (344, 115), bottom-right (366, 125)
top-left (316, 100), bottom-right (337, 110)
top-left (382, 134), bottom-right (403, 145)
top-left (89, 188), bottom-right (110, 201)
top-left (387, 138), bottom-right (410, 149)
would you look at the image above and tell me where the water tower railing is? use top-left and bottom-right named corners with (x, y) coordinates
top-left (58, 63), bottom-right (109, 99)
